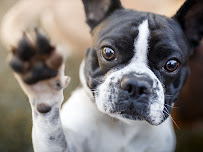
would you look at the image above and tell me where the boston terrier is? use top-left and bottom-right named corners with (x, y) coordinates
top-left (7, 0), bottom-right (203, 151)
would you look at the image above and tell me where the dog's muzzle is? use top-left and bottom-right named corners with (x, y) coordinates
top-left (114, 74), bottom-right (154, 119)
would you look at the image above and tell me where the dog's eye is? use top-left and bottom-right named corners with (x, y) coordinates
top-left (101, 47), bottom-right (116, 61)
top-left (164, 59), bottom-right (180, 72)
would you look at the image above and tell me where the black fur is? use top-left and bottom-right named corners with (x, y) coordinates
top-left (82, 0), bottom-right (122, 29)
top-left (15, 34), bottom-right (35, 61)
top-left (35, 29), bottom-right (54, 55)
top-left (173, 0), bottom-right (203, 48)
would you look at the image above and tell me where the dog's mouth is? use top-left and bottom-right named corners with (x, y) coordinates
top-left (118, 109), bottom-right (144, 121)
top-left (109, 100), bottom-right (165, 125)
top-left (110, 101), bottom-right (145, 120)
top-left (116, 109), bottom-right (164, 125)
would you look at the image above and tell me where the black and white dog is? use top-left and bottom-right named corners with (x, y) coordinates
top-left (8, 0), bottom-right (202, 152)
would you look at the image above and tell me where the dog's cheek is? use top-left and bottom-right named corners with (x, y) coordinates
top-left (164, 66), bottom-right (190, 109)
top-left (172, 67), bottom-right (190, 90)
top-left (84, 48), bottom-right (106, 90)
top-left (95, 83), bottom-right (113, 114)
top-left (148, 78), bottom-right (165, 124)
top-left (95, 72), bottom-right (121, 114)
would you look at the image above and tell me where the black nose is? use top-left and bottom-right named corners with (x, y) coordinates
top-left (120, 74), bottom-right (153, 98)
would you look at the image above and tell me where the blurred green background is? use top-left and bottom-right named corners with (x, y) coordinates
top-left (0, 0), bottom-right (202, 152)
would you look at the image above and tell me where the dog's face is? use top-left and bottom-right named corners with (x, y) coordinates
top-left (82, 0), bottom-right (203, 125)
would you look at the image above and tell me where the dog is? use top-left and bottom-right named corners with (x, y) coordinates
top-left (6, 0), bottom-right (203, 151)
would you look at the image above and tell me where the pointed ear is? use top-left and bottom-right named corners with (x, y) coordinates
top-left (173, 0), bottom-right (203, 48)
top-left (81, 0), bottom-right (122, 30)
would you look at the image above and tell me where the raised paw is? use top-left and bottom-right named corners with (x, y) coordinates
top-left (9, 29), bottom-right (63, 85)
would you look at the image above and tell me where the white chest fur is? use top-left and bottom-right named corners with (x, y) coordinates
top-left (61, 88), bottom-right (176, 152)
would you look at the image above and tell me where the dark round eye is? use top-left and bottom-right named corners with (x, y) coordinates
top-left (101, 47), bottom-right (116, 61)
top-left (164, 59), bottom-right (180, 72)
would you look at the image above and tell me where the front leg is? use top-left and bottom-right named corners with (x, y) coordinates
top-left (8, 30), bottom-right (70, 152)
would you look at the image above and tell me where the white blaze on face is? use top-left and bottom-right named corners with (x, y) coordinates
top-left (95, 19), bottom-right (165, 125)
top-left (132, 19), bottom-right (149, 64)
top-left (130, 19), bottom-right (165, 124)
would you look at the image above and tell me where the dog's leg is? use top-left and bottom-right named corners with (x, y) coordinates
top-left (8, 30), bottom-right (71, 152)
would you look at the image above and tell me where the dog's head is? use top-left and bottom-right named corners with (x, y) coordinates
top-left (81, 0), bottom-right (203, 125)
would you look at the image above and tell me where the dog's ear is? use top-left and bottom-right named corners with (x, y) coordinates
top-left (81, 0), bottom-right (122, 30)
top-left (173, 0), bottom-right (203, 48)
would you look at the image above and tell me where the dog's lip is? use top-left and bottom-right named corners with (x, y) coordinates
top-left (118, 111), bottom-right (144, 121)
top-left (114, 99), bottom-right (148, 113)
top-left (118, 109), bottom-right (137, 115)
top-left (116, 107), bottom-right (143, 119)
top-left (111, 100), bottom-right (166, 125)
top-left (117, 111), bottom-right (164, 125)
top-left (114, 106), bottom-right (165, 125)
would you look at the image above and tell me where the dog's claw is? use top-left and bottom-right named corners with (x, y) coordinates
top-left (15, 33), bottom-right (35, 61)
top-left (35, 29), bottom-right (54, 55)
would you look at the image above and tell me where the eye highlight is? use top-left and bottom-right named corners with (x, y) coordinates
top-left (164, 59), bottom-right (180, 72)
top-left (101, 47), bottom-right (116, 61)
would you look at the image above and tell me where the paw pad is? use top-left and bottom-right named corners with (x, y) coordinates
top-left (37, 103), bottom-right (52, 113)
top-left (9, 29), bottom-right (63, 85)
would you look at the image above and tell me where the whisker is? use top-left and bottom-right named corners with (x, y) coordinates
top-left (89, 96), bottom-right (96, 100)
top-left (90, 77), bottom-right (103, 84)
top-left (165, 95), bottom-right (174, 97)
top-left (165, 96), bottom-right (173, 99)
top-left (163, 106), bottom-right (180, 129)
top-left (164, 103), bottom-right (180, 109)
top-left (91, 90), bottom-right (99, 93)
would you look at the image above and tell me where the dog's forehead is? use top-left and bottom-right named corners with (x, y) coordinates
top-left (92, 10), bottom-right (144, 49)
top-left (92, 9), bottom-right (189, 59)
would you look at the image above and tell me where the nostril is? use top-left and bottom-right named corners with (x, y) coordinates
top-left (127, 85), bottom-right (133, 94)
top-left (138, 86), bottom-right (150, 96)
top-left (138, 87), bottom-right (145, 95)
top-left (121, 80), bottom-right (135, 95)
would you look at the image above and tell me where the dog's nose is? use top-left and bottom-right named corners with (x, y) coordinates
top-left (120, 74), bottom-right (153, 98)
